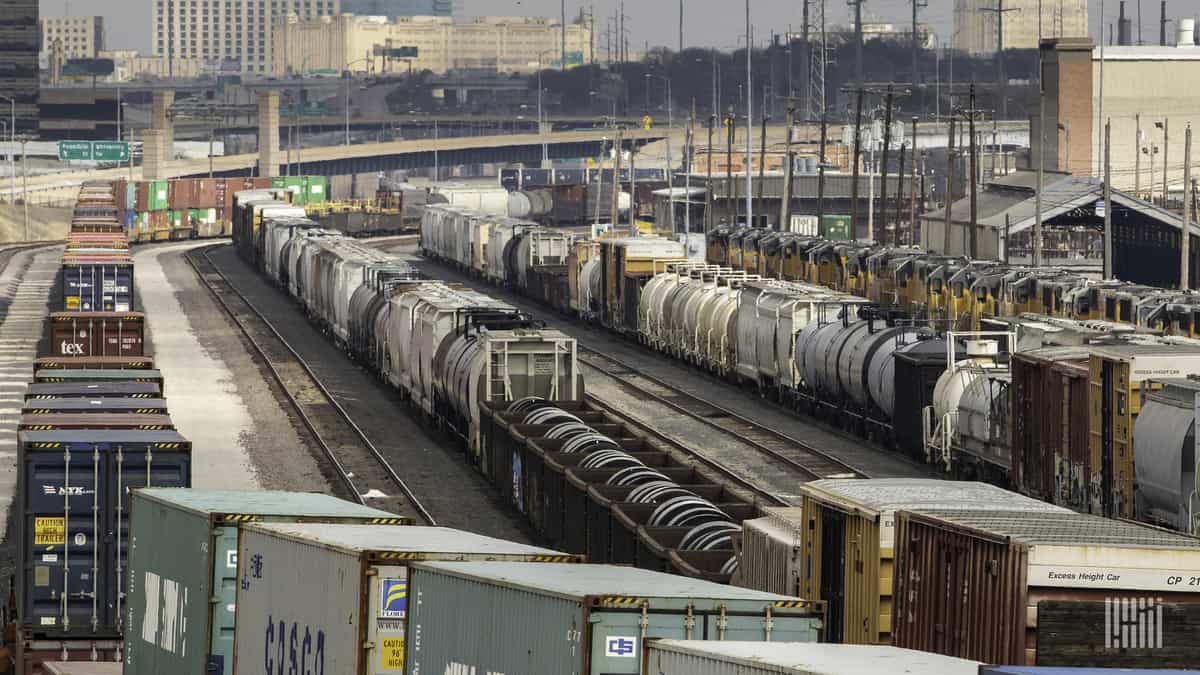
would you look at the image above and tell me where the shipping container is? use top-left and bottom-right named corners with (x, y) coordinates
top-left (60, 261), bottom-right (134, 313)
top-left (822, 215), bottom-right (852, 240)
top-left (18, 413), bottom-right (174, 430)
top-left (46, 312), bottom-right (145, 357)
top-left (148, 180), bottom-right (169, 211)
top-left (124, 490), bottom-right (410, 675)
top-left (1011, 346), bottom-right (1093, 511)
top-left (35, 355), bottom-right (155, 370)
top-left (892, 509), bottom-right (1200, 666)
top-left (34, 368), bottom-right (164, 388)
top-left (1135, 377), bottom-right (1200, 531)
top-left (23, 397), bottom-right (169, 415)
top-left (232, 523), bottom-right (577, 675)
top-left (16, 430), bottom-right (191, 637)
top-left (642, 640), bottom-right (982, 675)
top-left (782, 479), bottom-right (1067, 645)
top-left (406, 563), bottom-right (822, 675)
top-left (1087, 345), bottom-right (1200, 518)
top-left (25, 381), bottom-right (162, 400)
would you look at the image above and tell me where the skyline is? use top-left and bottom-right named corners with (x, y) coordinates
top-left (39, 0), bottom-right (1183, 57)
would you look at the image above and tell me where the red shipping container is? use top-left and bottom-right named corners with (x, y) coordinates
top-left (250, 177), bottom-right (273, 189)
top-left (135, 182), bottom-right (150, 211)
top-left (194, 178), bottom-right (219, 208)
top-left (47, 312), bottom-right (145, 357)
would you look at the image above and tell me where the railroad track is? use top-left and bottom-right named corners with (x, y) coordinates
top-left (186, 245), bottom-right (437, 525)
top-left (577, 347), bottom-right (865, 501)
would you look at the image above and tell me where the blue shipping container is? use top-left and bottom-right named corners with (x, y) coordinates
top-left (123, 210), bottom-right (136, 233)
top-left (60, 261), bottom-right (135, 312)
top-left (16, 430), bottom-right (191, 636)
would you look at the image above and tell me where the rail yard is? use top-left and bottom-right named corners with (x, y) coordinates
top-left (0, 173), bottom-right (1197, 674)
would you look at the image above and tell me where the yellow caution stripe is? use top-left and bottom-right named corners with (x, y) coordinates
top-left (153, 442), bottom-right (184, 449)
top-left (220, 514), bottom-right (261, 523)
top-left (598, 596), bottom-right (642, 606)
top-left (368, 517), bottom-right (411, 525)
top-left (30, 443), bottom-right (62, 448)
top-left (773, 600), bottom-right (814, 608)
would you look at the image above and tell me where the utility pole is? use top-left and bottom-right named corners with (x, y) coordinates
top-left (700, 114), bottom-right (710, 229)
top-left (757, 112), bottom-right (769, 216)
top-left (910, 116), bottom-right (919, 245)
top-left (781, 105), bottom-right (796, 231)
top-left (1163, 118), bottom-right (1170, 206)
top-left (817, 116), bottom-right (828, 235)
top-left (745, 0), bottom-right (754, 229)
top-left (895, 141), bottom-right (907, 244)
top-left (1182, 123), bottom-right (1192, 289)
top-left (944, 116), bottom-right (956, 254)
top-left (1035, 3), bottom-right (1045, 267)
top-left (849, 87), bottom-right (866, 238)
top-left (981, 0), bottom-right (1019, 120)
top-left (1135, 113), bottom-right (1142, 197)
top-left (726, 111), bottom-right (736, 224)
top-left (1103, 119), bottom-right (1114, 279)
top-left (964, 85), bottom-right (981, 259)
top-left (612, 127), bottom-right (623, 229)
top-left (561, 0), bottom-right (567, 70)
top-left (850, 0), bottom-right (864, 86)
top-left (1160, 0), bottom-right (1167, 46)
top-left (879, 86), bottom-right (895, 244)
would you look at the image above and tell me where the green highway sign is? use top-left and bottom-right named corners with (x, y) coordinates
top-left (57, 140), bottom-right (129, 162)
top-left (93, 141), bottom-right (129, 162)
top-left (58, 140), bottom-right (93, 161)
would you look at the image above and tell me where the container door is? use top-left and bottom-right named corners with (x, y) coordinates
top-left (22, 443), bottom-right (107, 635)
top-left (590, 612), bottom-right (684, 675)
top-left (208, 525), bottom-right (240, 675)
top-left (108, 444), bottom-right (191, 631)
top-left (366, 567), bottom-right (408, 675)
top-left (820, 508), bottom-right (847, 643)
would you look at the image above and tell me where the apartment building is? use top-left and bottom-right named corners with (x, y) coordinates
top-left (153, 0), bottom-right (340, 74)
top-left (40, 16), bottom-right (105, 59)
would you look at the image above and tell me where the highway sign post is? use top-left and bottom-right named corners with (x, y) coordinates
top-left (93, 141), bottom-right (129, 162)
top-left (57, 140), bottom-right (93, 161)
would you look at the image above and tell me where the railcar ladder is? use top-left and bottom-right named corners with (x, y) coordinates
top-left (487, 341), bottom-right (512, 401)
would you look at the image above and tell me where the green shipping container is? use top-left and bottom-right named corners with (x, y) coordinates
top-left (187, 208), bottom-right (216, 224)
top-left (167, 210), bottom-right (182, 228)
top-left (821, 214), bottom-right (852, 241)
top-left (136, 212), bottom-right (148, 231)
top-left (271, 176), bottom-right (287, 189)
top-left (148, 181), bottom-right (170, 211)
top-left (406, 562), bottom-right (824, 675)
top-left (124, 489), bottom-right (409, 675)
top-left (306, 176), bottom-right (326, 203)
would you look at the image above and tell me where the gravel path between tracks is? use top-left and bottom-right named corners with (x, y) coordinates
top-left (385, 242), bottom-right (931, 481)
top-left (205, 244), bottom-right (536, 543)
top-left (136, 241), bottom-right (329, 492)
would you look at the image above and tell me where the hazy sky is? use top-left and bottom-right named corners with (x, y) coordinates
top-left (40, 0), bottom-right (1173, 55)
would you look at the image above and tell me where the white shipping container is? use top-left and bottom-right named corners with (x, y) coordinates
top-left (232, 523), bottom-right (573, 675)
top-left (643, 640), bottom-right (982, 675)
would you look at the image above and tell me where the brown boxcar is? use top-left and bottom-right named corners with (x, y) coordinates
top-left (19, 413), bottom-right (174, 430)
top-left (892, 508), bottom-right (1200, 666)
top-left (1011, 346), bottom-right (1093, 510)
top-left (46, 312), bottom-right (145, 357)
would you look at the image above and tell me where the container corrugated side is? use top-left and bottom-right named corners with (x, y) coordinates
top-left (892, 508), bottom-right (1200, 665)
top-left (406, 561), bottom-right (823, 675)
top-left (642, 640), bottom-right (983, 675)
top-left (124, 490), bottom-right (406, 675)
top-left (233, 524), bottom-right (574, 675)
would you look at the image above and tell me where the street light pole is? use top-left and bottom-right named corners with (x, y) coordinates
top-left (539, 49), bottom-right (554, 168)
top-left (0, 96), bottom-right (13, 205)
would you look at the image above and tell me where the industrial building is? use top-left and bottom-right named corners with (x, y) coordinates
top-left (273, 13), bottom-right (593, 76)
top-left (153, 0), bottom-right (339, 75)
top-left (920, 172), bottom-right (1196, 289)
top-left (39, 15), bottom-right (105, 59)
top-left (953, 0), bottom-right (1087, 54)
top-left (1034, 29), bottom-right (1200, 198)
